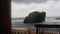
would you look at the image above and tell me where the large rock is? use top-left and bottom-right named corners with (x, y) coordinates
top-left (24, 11), bottom-right (46, 23)
top-left (40, 12), bottom-right (46, 21)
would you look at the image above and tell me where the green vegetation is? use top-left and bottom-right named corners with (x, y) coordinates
top-left (24, 11), bottom-right (46, 23)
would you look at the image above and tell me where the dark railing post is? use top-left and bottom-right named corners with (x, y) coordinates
top-left (28, 29), bottom-right (30, 34)
top-left (40, 28), bottom-right (43, 34)
top-left (39, 28), bottom-right (40, 34)
top-left (36, 27), bottom-right (38, 34)
top-left (24, 32), bottom-right (26, 34)
top-left (17, 32), bottom-right (19, 34)
top-left (21, 32), bottom-right (22, 34)
top-left (14, 32), bottom-right (16, 34)
top-left (35, 24), bottom-right (60, 34)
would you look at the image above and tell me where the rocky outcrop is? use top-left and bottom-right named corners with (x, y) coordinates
top-left (24, 11), bottom-right (46, 23)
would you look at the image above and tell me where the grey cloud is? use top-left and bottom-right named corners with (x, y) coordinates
top-left (12, 0), bottom-right (49, 4)
top-left (54, 0), bottom-right (59, 1)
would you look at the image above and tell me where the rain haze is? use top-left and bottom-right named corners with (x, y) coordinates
top-left (11, 0), bottom-right (60, 18)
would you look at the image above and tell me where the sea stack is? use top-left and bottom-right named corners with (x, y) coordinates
top-left (24, 11), bottom-right (46, 23)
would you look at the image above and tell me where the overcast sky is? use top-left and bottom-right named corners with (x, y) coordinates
top-left (11, 0), bottom-right (60, 18)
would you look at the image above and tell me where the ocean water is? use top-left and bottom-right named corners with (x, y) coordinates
top-left (12, 17), bottom-right (60, 27)
top-left (12, 17), bottom-right (60, 32)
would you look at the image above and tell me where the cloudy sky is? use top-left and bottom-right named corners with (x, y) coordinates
top-left (11, 0), bottom-right (60, 18)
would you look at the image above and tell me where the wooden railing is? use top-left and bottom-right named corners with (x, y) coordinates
top-left (11, 27), bottom-right (36, 34)
top-left (11, 31), bottom-right (27, 34)
top-left (12, 24), bottom-right (60, 34)
top-left (35, 24), bottom-right (60, 34)
top-left (11, 28), bottom-right (28, 34)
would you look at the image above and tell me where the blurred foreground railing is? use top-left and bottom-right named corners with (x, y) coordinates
top-left (11, 28), bottom-right (29, 34)
top-left (35, 24), bottom-right (60, 34)
top-left (11, 27), bottom-right (36, 34)
top-left (11, 24), bottom-right (60, 34)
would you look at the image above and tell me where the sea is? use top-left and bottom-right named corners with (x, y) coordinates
top-left (12, 17), bottom-right (60, 32)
